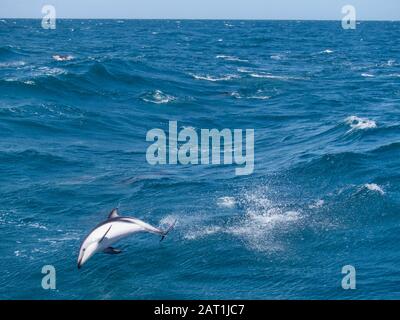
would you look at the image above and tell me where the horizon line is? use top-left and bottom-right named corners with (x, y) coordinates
top-left (1, 17), bottom-right (399, 22)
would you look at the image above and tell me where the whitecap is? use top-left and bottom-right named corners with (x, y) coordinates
top-left (191, 73), bottom-right (239, 82)
top-left (141, 90), bottom-right (176, 104)
top-left (250, 73), bottom-right (287, 79)
top-left (52, 54), bottom-right (74, 61)
top-left (364, 183), bottom-right (385, 195)
top-left (217, 196), bottom-right (236, 208)
top-left (321, 49), bottom-right (334, 54)
top-left (250, 73), bottom-right (307, 81)
top-left (345, 116), bottom-right (377, 131)
top-left (216, 55), bottom-right (248, 62)
top-left (361, 73), bottom-right (374, 78)
top-left (231, 91), bottom-right (270, 100)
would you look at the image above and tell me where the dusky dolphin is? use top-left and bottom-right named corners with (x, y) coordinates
top-left (77, 208), bottom-right (176, 269)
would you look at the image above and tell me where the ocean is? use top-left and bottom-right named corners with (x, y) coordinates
top-left (0, 19), bottom-right (399, 299)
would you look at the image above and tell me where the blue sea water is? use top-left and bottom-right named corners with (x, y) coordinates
top-left (0, 19), bottom-right (399, 299)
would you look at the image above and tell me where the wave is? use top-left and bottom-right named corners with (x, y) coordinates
top-left (0, 102), bottom-right (85, 120)
top-left (0, 45), bottom-right (21, 58)
top-left (370, 141), bottom-right (400, 154)
top-left (0, 149), bottom-right (76, 166)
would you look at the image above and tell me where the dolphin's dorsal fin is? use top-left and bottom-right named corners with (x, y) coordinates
top-left (108, 208), bottom-right (119, 219)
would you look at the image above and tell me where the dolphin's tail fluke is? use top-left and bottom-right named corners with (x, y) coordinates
top-left (160, 219), bottom-right (177, 242)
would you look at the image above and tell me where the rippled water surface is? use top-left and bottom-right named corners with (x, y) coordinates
top-left (0, 19), bottom-right (399, 299)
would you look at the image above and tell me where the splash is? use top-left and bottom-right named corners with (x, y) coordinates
top-left (226, 187), bottom-right (303, 252)
top-left (217, 196), bottom-right (236, 208)
top-left (184, 226), bottom-right (222, 240)
top-left (309, 199), bottom-right (325, 209)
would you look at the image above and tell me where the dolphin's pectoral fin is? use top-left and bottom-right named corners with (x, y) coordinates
top-left (103, 247), bottom-right (122, 254)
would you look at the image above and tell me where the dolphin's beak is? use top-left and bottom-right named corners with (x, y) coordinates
top-left (77, 242), bottom-right (98, 269)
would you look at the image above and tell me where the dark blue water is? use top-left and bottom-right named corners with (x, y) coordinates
top-left (0, 19), bottom-right (399, 299)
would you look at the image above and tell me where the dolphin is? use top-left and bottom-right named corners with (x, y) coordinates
top-left (77, 208), bottom-right (176, 269)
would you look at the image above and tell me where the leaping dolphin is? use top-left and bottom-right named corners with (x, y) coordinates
top-left (77, 208), bottom-right (176, 269)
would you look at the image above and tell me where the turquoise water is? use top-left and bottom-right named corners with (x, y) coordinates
top-left (0, 19), bottom-right (399, 299)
